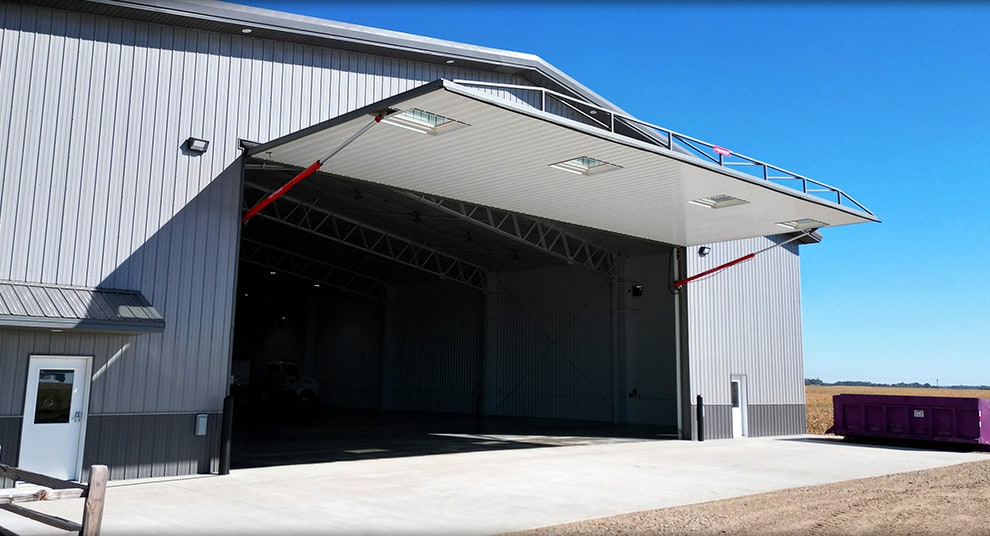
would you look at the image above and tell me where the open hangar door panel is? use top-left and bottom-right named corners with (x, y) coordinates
top-left (233, 162), bottom-right (681, 434)
top-left (230, 78), bottom-right (877, 451)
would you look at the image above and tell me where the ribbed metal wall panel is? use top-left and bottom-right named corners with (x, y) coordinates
top-left (0, 328), bottom-right (132, 415)
top-left (748, 404), bottom-right (806, 437)
top-left (312, 292), bottom-right (383, 409)
top-left (0, 1), bottom-right (537, 422)
top-left (384, 280), bottom-right (483, 414)
top-left (0, 416), bottom-right (19, 487)
top-left (620, 253), bottom-right (679, 426)
top-left (494, 266), bottom-right (613, 421)
top-left (688, 403), bottom-right (732, 440)
top-left (685, 236), bottom-right (805, 408)
top-left (81, 413), bottom-right (220, 481)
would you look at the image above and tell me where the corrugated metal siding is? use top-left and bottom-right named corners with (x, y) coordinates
top-left (690, 403), bottom-right (732, 440)
top-left (383, 280), bottom-right (483, 414)
top-left (686, 236), bottom-right (805, 407)
top-left (748, 404), bottom-right (806, 437)
top-left (81, 412), bottom-right (220, 481)
top-left (0, 328), bottom-right (131, 416)
top-left (314, 292), bottom-right (383, 409)
top-left (494, 266), bottom-right (613, 421)
top-left (620, 253), bottom-right (679, 426)
top-left (0, 2), bottom-right (538, 419)
top-left (0, 416), bottom-right (20, 487)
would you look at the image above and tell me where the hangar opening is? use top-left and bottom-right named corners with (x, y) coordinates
top-left (230, 160), bottom-right (683, 466)
top-left (226, 79), bottom-right (877, 466)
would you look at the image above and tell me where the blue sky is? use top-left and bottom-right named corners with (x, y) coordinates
top-left (239, 1), bottom-right (990, 386)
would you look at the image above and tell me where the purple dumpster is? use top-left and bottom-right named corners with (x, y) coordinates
top-left (828, 394), bottom-right (990, 448)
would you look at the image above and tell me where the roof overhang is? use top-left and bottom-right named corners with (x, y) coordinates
top-left (0, 281), bottom-right (165, 334)
top-left (247, 79), bottom-right (877, 247)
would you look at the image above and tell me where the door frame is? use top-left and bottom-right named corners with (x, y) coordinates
top-left (20, 355), bottom-right (93, 480)
top-left (730, 374), bottom-right (748, 437)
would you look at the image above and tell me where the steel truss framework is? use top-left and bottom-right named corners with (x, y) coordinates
top-left (399, 191), bottom-right (617, 278)
top-left (240, 238), bottom-right (388, 301)
top-left (242, 184), bottom-right (488, 290)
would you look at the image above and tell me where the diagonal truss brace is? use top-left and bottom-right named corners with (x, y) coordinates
top-left (240, 238), bottom-right (388, 301)
top-left (399, 191), bottom-right (617, 278)
top-left (243, 185), bottom-right (488, 290)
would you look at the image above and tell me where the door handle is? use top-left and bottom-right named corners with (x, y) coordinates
top-left (72, 411), bottom-right (82, 423)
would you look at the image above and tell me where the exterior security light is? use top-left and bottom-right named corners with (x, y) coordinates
top-left (549, 156), bottom-right (621, 176)
top-left (380, 108), bottom-right (467, 135)
top-left (688, 194), bottom-right (748, 209)
top-left (185, 137), bottom-right (210, 153)
top-left (698, 246), bottom-right (711, 256)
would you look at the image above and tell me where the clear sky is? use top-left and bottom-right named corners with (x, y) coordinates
top-left (238, 1), bottom-right (990, 386)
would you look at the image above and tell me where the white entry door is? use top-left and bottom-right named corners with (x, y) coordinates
top-left (19, 356), bottom-right (92, 481)
top-left (730, 375), bottom-right (747, 438)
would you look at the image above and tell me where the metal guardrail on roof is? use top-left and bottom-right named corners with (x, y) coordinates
top-left (452, 79), bottom-right (875, 217)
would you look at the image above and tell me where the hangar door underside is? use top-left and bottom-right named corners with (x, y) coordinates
top-left (233, 79), bottom-right (876, 433)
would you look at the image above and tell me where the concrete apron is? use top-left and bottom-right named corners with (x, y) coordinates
top-left (5, 436), bottom-right (988, 535)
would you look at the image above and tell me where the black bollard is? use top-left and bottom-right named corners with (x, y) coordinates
top-left (219, 395), bottom-right (234, 475)
top-left (696, 394), bottom-right (704, 442)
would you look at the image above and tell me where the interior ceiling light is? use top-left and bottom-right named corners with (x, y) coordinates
top-left (688, 194), bottom-right (749, 209)
top-left (777, 218), bottom-right (828, 230)
top-left (380, 108), bottom-right (467, 135)
top-left (549, 156), bottom-right (621, 176)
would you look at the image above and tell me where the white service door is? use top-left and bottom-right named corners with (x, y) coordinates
top-left (731, 379), bottom-right (743, 438)
top-left (19, 356), bottom-right (91, 480)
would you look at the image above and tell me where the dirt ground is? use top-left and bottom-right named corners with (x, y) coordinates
top-left (509, 459), bottom-right (990, 536)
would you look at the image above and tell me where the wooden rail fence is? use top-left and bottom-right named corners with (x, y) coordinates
top-left (0, 464), bottom-right (107, 536)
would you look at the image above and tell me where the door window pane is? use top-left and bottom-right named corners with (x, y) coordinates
top-left (730, 381), bottom-right (740, 408)
top-left (34, 369), bottom-right (74, 424)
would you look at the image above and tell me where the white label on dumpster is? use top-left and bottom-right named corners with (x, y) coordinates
top-left (913, 410), bottom-right (925, 418)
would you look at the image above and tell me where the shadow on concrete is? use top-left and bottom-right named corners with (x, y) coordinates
top-left (231, 408), bottom-right (677, 469)
top-left (779, 435), bottom-right (988, 453)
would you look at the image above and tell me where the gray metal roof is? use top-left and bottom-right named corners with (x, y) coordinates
top-left (0, 280), bottom-right (164, 333)
top-left (22, 0), bottom-right (621, 113)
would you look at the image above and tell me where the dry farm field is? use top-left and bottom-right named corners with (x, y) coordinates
top-left (805, 385), bottom-right (990, 435)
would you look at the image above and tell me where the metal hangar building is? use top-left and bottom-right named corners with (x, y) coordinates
top-left (0, 0), bottom-right (876, 482)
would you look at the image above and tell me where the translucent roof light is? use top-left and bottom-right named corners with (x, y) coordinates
top-left (777, 218), bottom-right (828, 230)
top-left (549, 156), bottom-right (621, 176)
top-left (380, 108), bottom-right (467, 135)
top-left (688, 194), bottom-right (749, 209)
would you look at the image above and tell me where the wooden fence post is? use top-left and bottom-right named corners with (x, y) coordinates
top-left (80, 465), bottom-right (108, 536)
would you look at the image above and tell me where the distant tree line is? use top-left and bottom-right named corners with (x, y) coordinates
top-left (805, 378), bottom-right (990, 390)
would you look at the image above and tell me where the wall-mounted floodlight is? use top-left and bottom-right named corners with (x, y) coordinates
top-left (185, 137), bottom-right (210, 153)
top-left (698, 246), bottom-right (711, 257)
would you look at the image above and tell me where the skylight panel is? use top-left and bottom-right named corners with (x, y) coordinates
top-left (549, 156), bottom-right (621, 176)
top-left (777, 218), bottom-right (828, 230)
top-left (380, 108), bottom-right (467, 135)
top-left (688, 194), bottom-right (749, 209)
